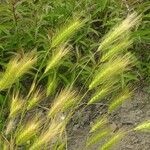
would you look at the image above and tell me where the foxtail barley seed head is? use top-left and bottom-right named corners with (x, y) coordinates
top-left (101, 37), bottom-right (132, 62)
top-left (87, 129), bottom-right (110, 147)
top-left (88, 82), bottom-right (116, 105)
top-left (44, 46), bottom-right (69, 74)
top-left (48, 88), bottom-right (77, 117)
top-left (89, 54), bottom-right (133, 90)
top-left (98, 12), bottom-right (140, 51)
top-left (100, 131), bottom-right (125, 150)
top-left (90, 115), bottom-right (108, 133)
top-left (51, 19), bottom-right (84, 48)
top-left (29, 120), bottom-right (65, 150)
top-left (0, 52), bottom-right (36, 91)
top-left (16, 119), bottom-right (41, 145)
top-left (27, 88), bottom-right (44, 110)
top-left (9, 91), bottom-right (24, 118)
top-left (108, 88), bottom-right (132, 113)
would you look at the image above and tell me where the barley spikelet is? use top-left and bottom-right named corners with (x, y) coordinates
top-left (15, 52), bottom-right (36, 77)
top-left (15, 119), bottom-right (41, 145)
top-left (87, 130), bottom-right (109, 147)
top-left (51, 19), bottom-right (84, 48)
top-left (0, 52), bottom-right (36, 91)
top-left (48, 88), bottom-right (77, 117)
top-left (134, 120), bottom-right (150, 132)
top-left (27, 88), bottom-right (44, 110)
top-left (90, 115), bottom-right (108, 133)
top-left (9, 91), bottom-right (24, 118)
top-left (98, 12), bottom-right (140, 51)
top-left (108, 88), bottom-right (132, 113)
top-left (101, 37), bottom-right (132, 62)
top-left (89, 54), bottom-right (132, 90)
top-left (29, 120), bottom-right (65, 150)
top-left (88, 82), bottom-right (116, 105)
top-left (0, 59), bottom-right (17, 91)
top-left (62, 95), bottom-right (78, 112)
top-left (44, 46), bottom-right (69, 74)
top-left (100, 131), bottom-right (125, 150)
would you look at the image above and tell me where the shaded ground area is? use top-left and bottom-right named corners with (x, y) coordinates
top-left (68, 88), bottom-right (150, 150)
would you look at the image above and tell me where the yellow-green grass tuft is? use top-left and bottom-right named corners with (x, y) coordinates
top-left (101, 37), bottom-right (132, 62)
top-left (90, 115), bottom-right (108, 133)
top-left (100, 131), bottom-right (125, 150)
top-left (86, 129), bottom-right (110, 147)
top-left (29, 120), bottom-right (65, 150)
top-left (15, 119), bottom-right (41, 145)
top-left (9, 91), bottom-right (24, 118)
top-left (44, 46), bottom-right (69, 74)
top-left (51, 19), bottom-right (85, 48)
top-left (89, 54), bottom-right (132, 90)
top-left (88, 81), bottom-right (116, 105)
top-left (98, 12), bottom-right (140, 52)
top-left (108, 88), bottom-right (132, 113)
top-left (27, 88), bottom-right (44, 110)
top-left (0, 52), bottom-right (36, 91)
top-left (48, 88), bottom-right (77, 118)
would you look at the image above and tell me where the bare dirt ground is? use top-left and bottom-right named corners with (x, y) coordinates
top-left (68, 88), bottom-right (150, 150)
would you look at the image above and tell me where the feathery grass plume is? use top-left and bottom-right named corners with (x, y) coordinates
top-left (29, 119), bottom-right (65, 150)
top-left (0, 59), bottom-right (19, 91)
top-left (61, 95), bottom-right (79, 112)
top-left (9, 91), bottom-right (24, 118)
top-left (98, 12), bottom-right (140, 51)
top-left (27, 88), bottom-right (44, 110)
top-left (108, 88), bottom-right (132, 113)
top-left (86, 129), bottom-right (110, 147)
top-left (44, 46), bottom-right (69, 74)
top-left (15, 119), bottom-right (41, 145)
top-left (51, 18), bottom-right (84, 48)
top-left (88, 81), bottom-right (116, 105)
top-left (101, 37), bottom-right (133, 62)
top-left (90, 115), bottom-right (108, 133)
top-left (15, 52), bottom-right (37, 77)
top-left (0, 52), bottom-right (36, 91)
top-left (89, 53), bottom-right (133, 90)
top-left (48, 88), bottom-right (77, 118)
top-left (134, 120), bottom-right (150, 132)
top-left (100, 131), bottom-right (125, 150)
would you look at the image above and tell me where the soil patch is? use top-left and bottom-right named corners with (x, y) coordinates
top-left (68, 88), bottom-right (150, 150)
